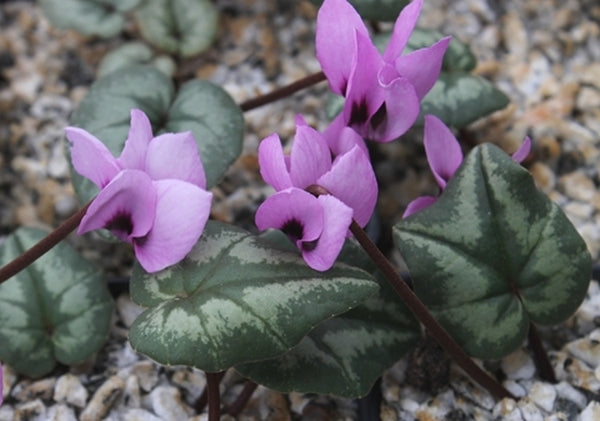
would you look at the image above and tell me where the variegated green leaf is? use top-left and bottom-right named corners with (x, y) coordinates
top-left (394, 144), bottom-right (591, 359)
top-left (69, 66), bottom-right (243, 206)
top-left (236, 239), bottom-right (420, 398)
top-left (0, 228), bottom-right (113, 377)
top-left (97, 42), bottom-right (176, 78)
top-left (128, 222), bottom-right (378, 372)
top-left (39, 0), bottom-right (141, 38)
top-left (135, 0), bottom-right (218, 57)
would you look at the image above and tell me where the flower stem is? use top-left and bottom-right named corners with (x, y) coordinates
top-left (528, 322), bottom-right (557, 383)
top-left (239, 71), bottom-right (326, 112)
top-left (348, 220), bottom-right (515, 400)
top-left (0, 201), bottom-right (91, 284)
top-left (224, 380), bottom-right (259, 417)
top-left (195, 370), bottom-right (226, 413)
top-left (206, 371), bottom-right (223, 421)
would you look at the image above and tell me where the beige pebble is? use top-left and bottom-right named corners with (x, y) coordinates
top-left (80, 376), bottom-right (125, 421)
top-left (54, 374), bottom-right (88, 408)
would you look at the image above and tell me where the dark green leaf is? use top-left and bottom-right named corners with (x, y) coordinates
top-left (236, 240), bottom-right (420, 398)
top-left (128, 222), bottom-right (378, 372)
top-left (310, 0), bottom-right (409, 22)
top-left (394, 144), bottom-right (591, 359)
top-left (420, 73), bottom-right (510, 128)
top-left (97, 42), bottom-right (176, 78)
top-left (69, 66), bottom-right (243, 206)
top-left (135, 0), bottom-right (218, 57)
top-left (0, 228), bottom-right (113, 377)
top-left (39, 0), bottom-right (140, 38)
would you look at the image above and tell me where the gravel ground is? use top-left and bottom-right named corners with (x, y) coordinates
top-left (0, 0), bottom-right (599, 420)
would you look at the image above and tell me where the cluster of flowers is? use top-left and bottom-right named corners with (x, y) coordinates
top-left (67, 0), bottom-right (526, 273)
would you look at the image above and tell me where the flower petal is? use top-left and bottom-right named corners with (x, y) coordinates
top-left (394, 36), bottom-right (451, 99)
top-left (317, 145), bottom-right (378, 227)
top-left (383, 0), bottom-right (423, 62)
top-left (118, 109), bottom-right (153, 170)
top-left (258, 133), bottom-right (293, 191)
top-left (134, 179), bottom-right (212, 273)
top-left (255, 188), bottom-right (324, 245)
top-left (65, 127), bottom-right (120, 188)
top-left (424, 114), bottom-right (463, 189)
top-left (302, 195), bottom-right (353, 271)
top-left (511, 137), bottom-right (531, 163)
top-left (145, 131), bottom-right (207, 188)
top-left (343, 30), bottom-right (385, 136)
top-left (316, 0), bottom-right (370, 96)
top-left (322, 114), bottom-right (369, 157)
top-left (78, 169), bottom-right (157, 242)
top-left (371, 73), bottom-right (420, 142)
top-left (403, 195), bottom-right (438, 218)
top-left (289, 120), bottom-right (332, 188)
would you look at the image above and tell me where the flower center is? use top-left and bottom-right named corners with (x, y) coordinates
top-left (106, 211), bottom-right (134, 237)
top-left (281, 219), bottom-right (304, 242)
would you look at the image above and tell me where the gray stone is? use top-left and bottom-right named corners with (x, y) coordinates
top-left (148, 386), bottom-right (194, 420)
top-left (54, 373), bottom-right (88, 408)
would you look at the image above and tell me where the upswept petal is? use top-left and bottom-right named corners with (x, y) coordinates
top-left (372, 73), bottom-right (420, 142)
top-left (118, 109), bottom-right (153, 170)
top-left (255, 188), bottom-right (324, 245)
top-left (145, 131), bottom-right (207, 188)
top-left (343, 30), bottom-right (385, 134)
top-left (66, 127), bottom-right (120, 188)
top-left (134, 179), bottom-right (212, 273)
top-left (424, 114), bottom-right (463, 189)
top-left (322, 114), bottom-right (368, 157)
top-left (258, 133), bottom-right (293, 191)
top-left (316, 0), bottom-right (370, 95)
top-left (302, 195), bottom-right (353, 271)
top-left (317, 145), bottom-right (377, 227)
top-left (394, 37), bottom-right (451, 99)
top-left (511, 137), bottom-right (531, 163)
top-left (383, 0), bottom-right (423, 62)
top-left (403, 195), bottom-right (437, 218)
top-left (78, 170), bottom-right (156, 242)
top-left (289, 121), bottom-right (332, 188)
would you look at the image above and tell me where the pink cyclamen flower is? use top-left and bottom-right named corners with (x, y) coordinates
top-left (316, 0), bottom-right (450, 143)
top-left (66, 109), bottom-right (212, 272)
top-left (255, 116), bottom-right (378, 271)
top-left (403, 115), bottom-right (532, 218)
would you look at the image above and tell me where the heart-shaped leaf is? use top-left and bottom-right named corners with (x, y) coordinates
top-left (0, 228), bottom-right (114, 377)
top-left (39, 0), bottom-right (141, 38)
top-left (310, 0), bottom-right (410, 22)
top-left (394, 144), bottom-right (591, 359)
top-left (135, 0), bottom-right (218, 57)
top-left (128, 222), bottom-right (378, 372)
top-left (236, 239), bottom-right (420, 398)
top-left (97, 42), bottom-right (176, 78)
top-left (420, 73), bottom-right (510, 128)
top-left (69, 66), bottom-right (243, 205)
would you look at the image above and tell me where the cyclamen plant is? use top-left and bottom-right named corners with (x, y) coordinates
top-left (0, 0), bottom-right (592, 418)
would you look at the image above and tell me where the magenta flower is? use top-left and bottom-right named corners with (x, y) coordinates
top-left (66, 109), bottom-right (212, 273)
top-left (255, 116), bottom-right (378, 271)
top-left (316, 0), bottom-right (450, 143)
top-left (403, 115), bottom-right (532, 217)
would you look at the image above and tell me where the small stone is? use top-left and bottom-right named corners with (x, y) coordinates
top-left (492, 398), bottom-right (522, 421)
top-left (54, 373), bottom-right (88, 408)
top-left (122, 408), bottom-right (163, 421)
top-left (530, 162), bottom-right (556, 193)
top-left (528, 381), bottom-right (556, 412)
top-left (130, 361), bottom-right (159, 392)
top-left (2, 365), bottom-right (17, 402)
top-left (580, 401), bottom-right (600, 421)
top-left (13, 377), bottom-right (56, 402)
top-left (80, 375), bottom-right (125, 421)
top-left (148, 386), bottom-right (194, 420)
top-left (517, 398), bottom-right (544, 421)
top-left (565, 329), bottom-right (600, 367)
top-left (558, 171), bottom-right (597, 202)
top-left (502, 380), bottom-right (527, 398)
top-left (46, 404), bottom-right (77, 421)
top-left (116, 294), bottom-right (145, 328)
top-left (502, 349), bottom-right (535, 380)
top-left (123, 375), bottom-right (141, 409)
top-left (576, 86), bottom-right (600, 110)
top-left (555, 381), bottom-right (588, 410)
top-left (14, 399), bottom-right (46, 421)
top-left (170, 368), bottom-right (206, 404)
